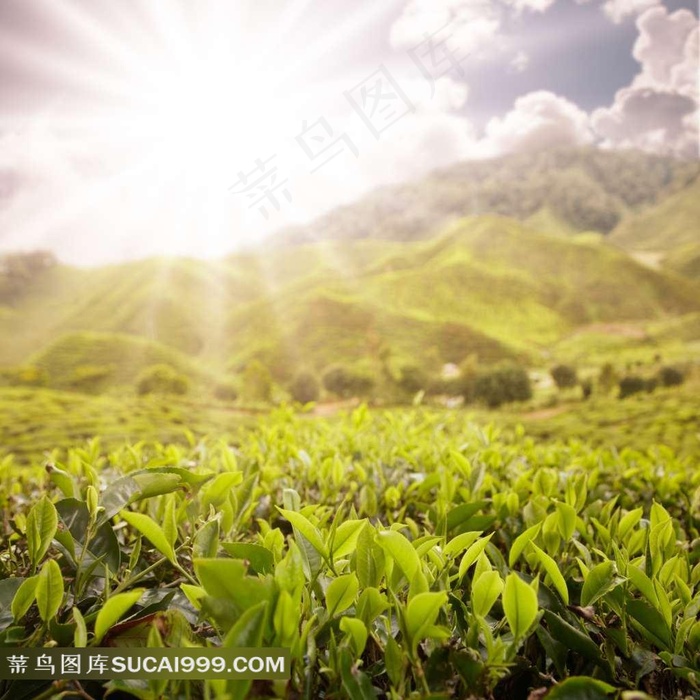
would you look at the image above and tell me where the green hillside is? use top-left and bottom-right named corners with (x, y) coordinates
top-left (28, 331), bottom-right (221, 393)
top-left (2, 214), bottom-right (699, 391)
top-left (663, 242), bottom-right (700, 279)
top-left (610, 176), bottom-right (700, 253)
top-left (280, 147), bottom-right (699, 245)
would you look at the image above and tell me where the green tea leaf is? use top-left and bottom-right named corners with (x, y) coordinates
top-left (503, 573), bottom-right (538, 639)
top-left (471, 570), bottom-right (503, 617)
top-left (94, 589), bottom-right (145, 643)
top-left (11, 576), bottom-right (38, 622)
top-left (26, 496), bottom-right (58, 569)
top-left (545, 676), bottom-right (616, 699)
top-left (530, 542), bottom-right (569, 604)
top-left (377, 530), bottom-right (421, 581)
top-left (580, 560), bottom-right (616, 607)
top-left (326, 573), bottom-right (359, 616)
top-left (35, 560), bottom-right (63, 622)
top-left (120, 510), bottom-right (176, 564)
top-left (340, 616), bottom-right (368, 656)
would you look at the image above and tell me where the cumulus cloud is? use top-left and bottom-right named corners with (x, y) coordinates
top-left (389, 0), bottom-right (503, 57)
top-left (632, 7), bottom-right (698, 98)
top-left (591, 6), bottom-right (699, 158)
top-left (480, 90), bottom-right (593, 156)
top-left (602, 0), bottom-right (659, 24)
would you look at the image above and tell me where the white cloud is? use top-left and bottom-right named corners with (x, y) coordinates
top-left (632, 7), bottom-right (698, 99)
top-left (509, 50), bottom-right (530, 73)
top-left (592, 87), bottom-right (696, 157)
top-left (390, 0), bottom-right (503, 57)
top-left (602, 0), bottom-right (659, 24)
top-left (480, 90), bottom-right (593, 156)
top-left (504, 0), bottom-right (557, 13)
top-left (591, 6), bottom-right (699, 158)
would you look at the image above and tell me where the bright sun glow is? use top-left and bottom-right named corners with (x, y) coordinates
top-left (0, 0), bottom-right (391, 261)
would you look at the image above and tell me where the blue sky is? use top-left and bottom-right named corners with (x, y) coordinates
top-left (0, 0), bottom-right (697, 263)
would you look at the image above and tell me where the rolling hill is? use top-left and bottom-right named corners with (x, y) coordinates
top-left (1, 145), bottom-right (699, 394)
top-left (278, 147), bottom-right (699, 245)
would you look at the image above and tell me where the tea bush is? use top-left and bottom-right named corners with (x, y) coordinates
top-left (0, 408), bottom-right (699, 699)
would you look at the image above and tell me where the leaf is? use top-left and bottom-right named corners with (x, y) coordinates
top-left (503, 573), bottom-right (539, 640)
top-left (627, 565), bottom-right (658, 608)
top-left (580, 561), bottom-right (616, 607)
top-left (355, 523), bottom-right (384, 588)
top-left (556, 502), bottom-right (577, 540)
top-left (26, 496), bottom-right (58, 569)
top-left (120, 510), bottom-right (176, 564)
top-left (627, 599), bottom-right (672, 650)
top-left (94, 589), bottom-right (145, 643)
top-left (471, 570), bottom-right (503, 617)
top-left (35, 560), bottom-right (63, 622)
top-left (530, 542), bottom-right (569, 604)
top-left (458, 534), bottom-right (493, 579)
top-left (509, 523), bottom-right (541, 568)
top-left (194, 558), bottom-right (272, 617)
top-left (377, 530), bottom-right (421, 581)
top-left (405, 591), bottom-right (447, 655)
top-left (11, 577), bottom-right (38, 621)
top-left (340, 616), bottom-right (368, 656)
top-left (223, 601), bottom-right (268, 647)
top-left (443, 531), bottom-right (483, 558)
top-left (277, 508), bottom-right (327, 558)
top-left (545, 677), bottom-right (616, 699)
top-left (326, 573), bottom-right (359, 616)
top-left (332, 519), bottom-right (367, 561)
top-left (542, 610), bottom-right (605, 667)
top-left (617, 508), bottom-right (643, 540)
top-left (222, 542), bottom-right (274, 574)
top-left (356, 587), bottom-right (388, 626)
top-left (73, 607), bottom-right (87, 647)
top-left (192, 518), bottom-right (220, 559)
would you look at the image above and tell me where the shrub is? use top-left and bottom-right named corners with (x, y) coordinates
top-left (136, 364), bottom-right (190, 396)
top-left (473, 364), bottom-right (532, 408)
top-left (618, 375), bottom-right (650, 399)
top-left (598, 363), bottom-right (618, 394)
top-left (0, 365), bottom-right (49, 388)
top-left (550, 364), bottom-right (578, 390)
top-left (213, 380), bottom-right (239, 401)
top-left (657, 366), bottom-right (685, 387)
top-left (397, 364), bottom-right (429, 394)
top-left (290, 370), bottom-right (320, 404)
top-left (67, 364), bottom-right (114, 393)
top-left (242, 360), bottom-right (273, 402)
top-left (581, 379), bottom-right (593, 400)
top-left (322, 365), bottom-right (375, 399)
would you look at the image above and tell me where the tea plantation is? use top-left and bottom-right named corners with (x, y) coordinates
top-left (0, 407), bottom-right (699, 700)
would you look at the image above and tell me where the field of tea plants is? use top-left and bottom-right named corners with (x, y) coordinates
top-left (1, 407), bottom-right (699, 700)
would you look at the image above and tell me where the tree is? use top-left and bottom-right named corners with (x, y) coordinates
top-left (550, 364), bottom-right (578, 390)
top-left (618, 375), bottom-right (649, 399)
top-left (136, 364), bottom-right (189, 396)
top-left (657, 366), bottom-right (684, 387)
top-left (598, 363), bottom-right (618, 394)
top-left (242, 360), bottom-right (273, 402)
top-left (322, 365), bottom-right (375, 399)
top-left (473, 364), bottom-right (532, 408)
top-left (397, 364), bottom-right (428, 394)
top-left (290, 370), bottom-right (320, 404)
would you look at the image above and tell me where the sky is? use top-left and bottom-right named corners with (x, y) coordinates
top-left (0, 0), bottom-right (697, 265)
